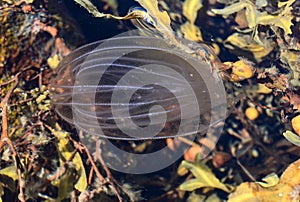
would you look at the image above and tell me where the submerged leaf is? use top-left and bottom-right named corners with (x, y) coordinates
top-left (73, 153), bottom-right (87, 192)
top-left (280, 50), bottom-right (300, 87)
top-left (179, 160), bottom-right (231, 192)
top-left (212, 0), bottom-right (295, 36)
top-left (51, 130), bottom-right (87, 199)
top-left (74, 0), bottom-right (106, 18)
top-left (73, 0), bottom-right (156, 22)
top-left (212, 2), bottom-right (249, 16)
top-left (136, 0), bottom-right (173, 33)
top-left (180, 178), bottom-right (207, 191)
top-left (283, 130), bottom-right (300, 147)
top-left (224, 32), bottom-right (274, 61)
top-left (0, 166), bottom-right (18, 193)
top-left (181, 0), bottom-right (204, 42)
top-left (180, 22), bottom-right (202, 42)
top-left (183, 0), bottom-right (203, 23)
top-left (257, 173), bottom-right (279, 188)
top-left (0, 166), bottom-right (18, 181)
top-left (228, 158), bottom-right (300, 202)
top-left (256, 11), bottom-right (294, 35)
top-left (256, 84), bottom-right (272, 94)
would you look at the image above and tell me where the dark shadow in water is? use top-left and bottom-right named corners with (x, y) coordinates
top-left (56, 0), bottom-right (136, 42)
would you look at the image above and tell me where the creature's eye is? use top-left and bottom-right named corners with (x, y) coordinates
top-left (50, 33), bottom-right (227, 141)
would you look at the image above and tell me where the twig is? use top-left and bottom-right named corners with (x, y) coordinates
top-left (71, 139), bottom-right (105, 182)
top-left (71, 136), bottom-right (123, 202)
top-left (243, 96), bottom-right (281, 111)
top-left (236, 158), bottom-right (256, 182)
top-left (88, 166), bottom-right (94, 185)
top-left (47, 149), bottom-right (78, 181)
top-left (30, 72), bottom-right (43, 89)
top-left (95, 139), bottom-right (123, 202)
top-left (0, 72), bottom-right (25, 202)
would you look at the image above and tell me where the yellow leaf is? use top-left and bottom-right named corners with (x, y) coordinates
top-left (0, 166), bottom-right (18, 193)
top-left (280, 50), bottom-right (300, 86)
top-left (256, 13), bottom-right (294, 35)
top-left (0, 166), bottom-right (18, 181)
top-left (283, 130), bottom-right (300, 147)
top-left (73, 153), bottom-right (87, 192)
top-left (212, 2), bottom-right (248, 16)
top-left (183, 0), bottom-right (203, 23)
top-left (213, 0), bottom-right (295, 36)
top-left (228, 182), bottom-right (263, 202)
top-left (180, 178), bottom-right (207, 191)
top-left (74, 0), bottom-right (107, 17)
top-left (177, 162), bottom-right (189, 176)
top-left (256, 84), bottom-right (272, 94)
top-left (278, 0), bottom-right (296, 8)
top-left (244, 3), bottom-right (257, 28)
top-left (58, 137), bottom-right (87, 190)
top-left (134, 0), bottom-right (191, 53)
top-left (257, 173), bottom-right (279, 187)
top-left (229, 158), bottom-right (300, 202)
top-left (73, 0), bottom-right (207, 62)
top-left (54, 130), bottom-right (69, 149)
top-left (280, 158), bottom-right (300, 185)
top-left (179, 160), bottom-right (231, 192)
top-left (47, 54), bottom-right (60, 69)
top-left (136, 0), bottom-right (172, 31)
top-left (73, 0), bottom-right (151, 22)
top-left (52, 130), bottom-right (88, 193)
top-left (180, 22), bottom-right (202, 42)
top-left (224, 32), bottom-right (274, 61)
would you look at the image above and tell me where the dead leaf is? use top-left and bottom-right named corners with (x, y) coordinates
top-left (224, 32), bottom-right (274, 61)
top-left (283, 130), bottom-right (300, 147)
top-left (136, 0), bottom-right (173, 34)
top-left (228, 158), bottom-right (300, 202)
top-left (51, 130), bottom-right (87, 199)
top-left (179, 160), bottom-right (232, 192)
top-left (0, 166), bottom-right (18, 181)
top-left (183, 0), bottom-right (203, 23)
top-left (286, 91), bottom-right (300, 111)
top-left (180, 22), bottom-right (203, 41)
top-left (280, 50), bottom-right (300, 86)
top-left (257, 173), bottom-right (280, 188)
top-left (212, 0), bottom-right (295, 43)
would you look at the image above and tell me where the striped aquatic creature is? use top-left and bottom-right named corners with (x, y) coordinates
top-left (49, 8), bottom-right (227, 142)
